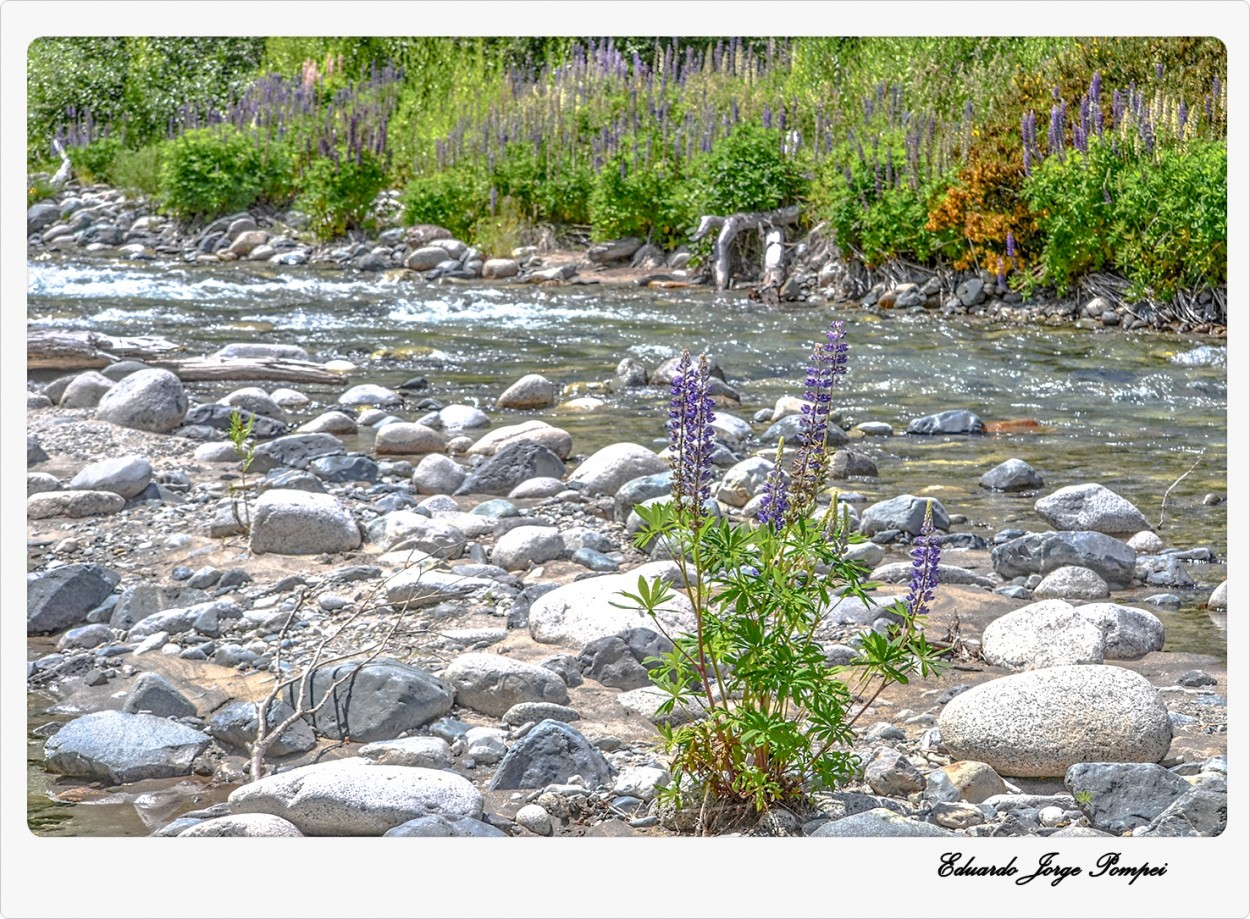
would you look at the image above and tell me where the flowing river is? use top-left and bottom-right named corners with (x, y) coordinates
top-left (25, 255), bottom-right (1228, 834)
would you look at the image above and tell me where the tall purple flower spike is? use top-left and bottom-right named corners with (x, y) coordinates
top-left (905, 505), bottom-right (942, 619)
top-left (784, 320), bottom-right (850, 521)
top-left (667, 350), bottom-right (717, 524)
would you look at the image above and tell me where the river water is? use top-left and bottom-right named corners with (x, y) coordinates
top-left (25, 255), bottom-right (1228, 834)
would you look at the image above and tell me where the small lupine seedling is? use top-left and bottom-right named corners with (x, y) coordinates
top-left (621, 320), bottom-right (945, 831)
top-left (227, 409), bottom-right (257, 535)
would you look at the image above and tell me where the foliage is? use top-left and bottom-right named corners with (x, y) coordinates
top-left (296, 149), bottom-right (388, 240)
top-left (27, 176), bottom-right (60, 208)
top-left (72, 136), bottom-right (124, 183)
top-left (1022, 137), bottom-right (1226, 299)
top-left (589, 153), bottom-right (693, 246)
top-left (157, 126), bottom-right (270, 222)
top-left (622, 325), bottom-right (944, 825)
top-left (401, 167), bottom-right (487, 240)
top-left (472, 195), bottom-right (527, 259)
top-left (102, 143), bottom-right (165, 198)
top-left (226, 410), bottom-right (257, 535)
top-left (695, 122), bottom-right (806, 215)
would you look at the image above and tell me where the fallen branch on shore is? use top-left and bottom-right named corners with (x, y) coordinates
top-left (27, 329), bottom-right (184, 370)
top-left (691, 205), bottom-right (800, 291)
top-left (147, 356), bottom-right (348, 384)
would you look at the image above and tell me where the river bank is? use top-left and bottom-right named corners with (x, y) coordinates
top-left (26, 178), bottom-right (1229, 338)
top-left (25, 273), bottom-right (1228, 836)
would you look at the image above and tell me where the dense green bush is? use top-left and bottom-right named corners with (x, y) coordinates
top-left (1022, 137), bottom-right (1226, 299)
top-left (696, 123), bottom-right (805, 215)
top-left (401, 167), bottom-right (487, 239)
top-left (296, 150), bottom-right (388, 240)
top-left (72, 136), bottom-right (124, 183)
top-left (589, 154), bottom-right (693, 245)
top-left (108, 144), bottom-right (166, 198)
top-left (158, 126), bottom-right (268, 222)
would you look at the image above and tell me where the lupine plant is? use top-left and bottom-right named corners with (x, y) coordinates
top-left (621, 321), bottom-right (944, 829)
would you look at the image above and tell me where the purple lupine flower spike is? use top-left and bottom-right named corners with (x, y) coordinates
top-left (667, 350), bottom-right (716, 524)
top-left (756, 440), bottom-right (790, 530)
top-left (905, 505), bottom-right (942, 619)
top-left (787, 320), bottom-right (849, 519)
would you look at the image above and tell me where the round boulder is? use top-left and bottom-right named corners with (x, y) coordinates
top-left (490, 525), bottom-right (565, 571)
top-left (567, 442), bottom-right (668, 497)
top-left (936, 665), bottom-right (1172, 777)
top-left (95, 368), bottom-right (188, 433)
top-left (1034, 483), bottom-right (1151, 536)
top-left (248, 489), bottom-right (362, 555)
top-left (980, 598), bottom-right (1107, 670)
top-left (1032, 565), bottom-right (1111, 601)
top-left (496, 373), bottom-right (558, 410)
top-left (979, 458), bottom-right (1044, 492)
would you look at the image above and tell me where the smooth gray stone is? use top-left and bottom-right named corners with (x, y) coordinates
top-left (1141, 788), bottom-right (1227, 837)
top-left (207, 699), bottom-right (316, 756)
top-left (285, 658), bottom-right (453, 743)
top-left (906, 409), bottom-right (984, 435)
top-left (457, 442), bottom-right (566, 496)
top-left (487, 719), bottom-right (612, 790)
top-left (44, 710), bottom-right (209, 783)
top-left (122, 672), bottom-right (198, 719)
top-left (28, 564), bottom-right (120, 634)
top-left (1065, 762), bottom-right (1192, 833)
top-left (383, 814), bottom-right (507, 837)
top-left (181, 403), bottom-right (287, 439)
top-left (991, 530), bottom-right (1138, 588)
top-left (809, 807), bottom-right (955, 837)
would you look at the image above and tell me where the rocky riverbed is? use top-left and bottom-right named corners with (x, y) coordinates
top-left (25, 335), bottom-right (1228, 838)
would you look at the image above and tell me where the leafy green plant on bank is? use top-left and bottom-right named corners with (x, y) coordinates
top-left (589, 152), bottom-right (693, 246)
top-left (401, 166), bottom-right (487, 239)
top-left (227, 409), bottom-right (257, 536)
top-left (296, 148), bottom-right (388, 240)
top-left (157, 125), bottom-right (269, 222)
top-left (621, 322), bottom-right (944, 830)
top-left (695, 122), bottom-right (806, 215)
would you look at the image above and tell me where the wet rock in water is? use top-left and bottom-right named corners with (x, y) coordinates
top-left (67, 454), bottom-right (153, 499)
top-left (28, 489), bottom-right (126, 519)
top-left (122, 672), bottom-right (198, 719)
top-left (1127, 530), bottom-right (1166, 554)
top-left (490, 525), bottom-right (564, 571)
top-left (1064, 762), bottom-right (1192, 834)
top-left (860, 494), bottom-right (950, 537)
top-left (228, 758), bottom-right (484, 835)
top-left (44, 710), bottom-right (210, 783)
top-left (442, 652), bottom-right (570, 718)
top-left (207, 699), bottom-right (317, 756)
top-left (981, 599), bottom-right (1107, 669)
top-left (358, 736), bottom-right (454, 769)
top-left (338, 383), bottom-right (402, 407)
top-left (178, 814), bottom-right (305, 837)
top-left (457, 442), bottom-right (566, 496)
top-left (28, 563), bottom-right (120, 634)
top-left (487, 719), bottom-right (612, 791)
top-left (1034, 483), bottom-right (1151, 536)
top-left (567, 442), bottom-right (669, 497)
top-left (979, 458), bottom-right (1044, 492)
top-left (248, 489), bottom-right (362, 555)
top-left (59, 371), bottom-right (115, 409)
top-left (906, 409), bottom-right (984, 435)
top-left (467, 420), bottom-right (574, 459)
top-left (830, 449), bottom-right (878, 478)
top-left (1135, 553), bottom-right (1197, 589)
top-left (937, 665), bottom-right (1172, 777)
top-left (95, 368), bottom-right (189, 433)
top-left (286, 658), bottom-right (453, 743)
top-left (991, 530), bottom-right (1137, 588)
top-left (375, 422), bottom-right (446, 456)
top-left (496, 373), bottom-right (558, 410)
top-left (1206, 580), bottom-right (1228, 610)
top-left (1032, 565), bottom-right (1110, 600)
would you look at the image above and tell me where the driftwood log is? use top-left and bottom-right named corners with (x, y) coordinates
top-left (27, 329), bottom-right (346, 384)
top-left (27, 329), bottom-right (184, 370)
top-left (691, 205), bottom-right (800, 291)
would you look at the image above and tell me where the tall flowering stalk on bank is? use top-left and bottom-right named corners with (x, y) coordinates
top-left (621, 320), bottom-right (944, 830)
top-left (667, 350), bottom-right (717, 527)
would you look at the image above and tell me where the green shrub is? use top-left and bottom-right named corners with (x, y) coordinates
top-left (107, 143), bottom-right (165, 198)
top-left (158, 125), bottom-right (267, 222)
top-left (1021, 137), bottom-right (1226, 299)
top-left (589, 154), bottom-right (693, 246)
top-left (696, 122), bottom-right (805, 215)
top-left (295, 149), bottom-right (387, 240)
top-left (472, 194), bottom-right (527, 258)
top-left (401, 166), bottom-right (486, 239)
top-left (72, 136), bottom-right (123, 183)
top-left (625, 326), bottom-right (943, 828)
